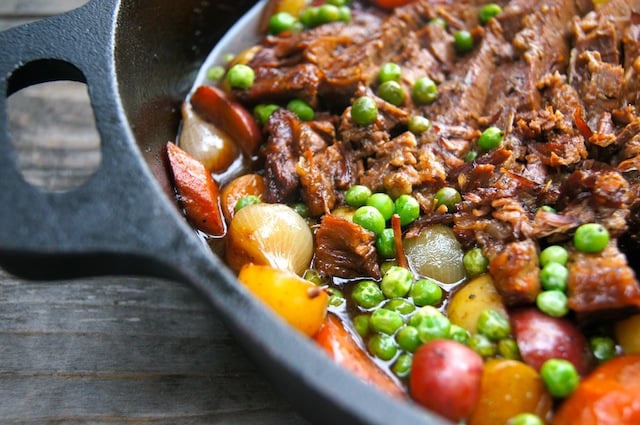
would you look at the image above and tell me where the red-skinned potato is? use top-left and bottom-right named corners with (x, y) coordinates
top-left (511, 308), bottom-right (593, 375)
top-left (190, 85), bottom-right (262, 156)
top-left (166, 142), bottom-right (226, 236)
top-left (409, 339), bottom-right (483, 422)
top-left (314, 314), bottom-right (406, 399)
top-left (552, 354), bottom-right (640, 425)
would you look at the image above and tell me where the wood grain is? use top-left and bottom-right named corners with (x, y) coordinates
top-left (1, 2), bottom-right (310, 424)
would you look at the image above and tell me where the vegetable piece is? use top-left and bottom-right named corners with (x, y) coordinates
top-left (396, 325), bottom-right (421, 352)
top-left (351, 96), bottom-right (378, 126)
top-left (614, 314), bottom-right (640, 354)
top-left (454, 30), bottom-right (474, 53)
top-left (411, 77), bottom-right (438, 105)
top-left (540, 262), bottom-right (569, 291)
top-left (394, 194), bottom-right (420, 226)
top-left (258, 0), bottom-right (306, 33)
top-left (410, 339), bottom-right (483, 422)
top-left (377, 81), bottom-right (405, 106)
top-left (166, 142), bottom-right (226, 236)
top-left (353, 205), bottom-right (386, 235)
top-left (226, 64), bottom-right (255, 89)
top-left (374, 0), bottom-right (416, 9)
top-left (540, 358), bottom-right (580, 397)
top-left (447, 274), bottom-right (507, 333)
top-left (381, 266), bottom-right (413, 298)
top-left (378, 62), bottom-right (402, 83)
top-left (551, 354), bottom-right (640, 425)
top-left (268, 11), bottom-right (299, 35)
top-left (468, 359), bottom-right (552, 425)
top-left (370, 308), bottom-right (404, 335)
top-left (508, 414), bottom-right (544, 425)
top-left (573, 223), bottom-right (610, 253)
top-left (366, 193), bottom-right (395, 221)
top-left (375, 228), bottom-right (396, 258)
top-left (433, 186), bottom-right (461, 212)
top-left (368, 333), bottom-right (398, 360)
top-left (477, 126), bottom-right (503, 150)
top-left (178, 103), bottom-right (239, 173)
top-left (314, 314), bottom-right (406, 398)
top-left (234, 195), bottom-right (261, 212)
top-left (225, 203), bottom-right (313, 275)
top-left (404, 224), bottom-right (466, 284)
top-left (407, 115), bottom-right (432, 135)
top-left (476, 309), bottom-right (511, 340)
top-left (237, 264), bottom-right (328, 336)
top-left (536, 290), bottom-right (569, 317)
top-left (479, 3), bottom-right (502, 24)
top-left (590, 336), bottom-right (616, 363)
top-left (286, 99), bottom-right (315, 121)
top-left (510, 308), bottom-right (593, 375)
top-left (463, 247), bottom-right (489, 277)
top-left (345, 185), bottom-right (372, 207)
top-left (352, 280), bottom-right (385, 309)
top-left (253, 103), bottom-right (280, 125)
top-left (190, 85), bottom-right (262, 156)
top-left (410, 278), bottom-right (442, 307)
top-left (539, 245), bottom-right (569, 267)
top-left (220, 173), bottom-right (265, 222)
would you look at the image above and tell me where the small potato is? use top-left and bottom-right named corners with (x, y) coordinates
top-left (614, 314), bottom-right (640, 354)
top-left (447, 274), bottom-right (508, 334)
top-left (468, 359), bottom-right (552, 425)
top-left (238, 263), bottom-right (328, 336)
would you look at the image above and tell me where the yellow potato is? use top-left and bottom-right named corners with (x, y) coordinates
top-left (615, 314), bottom-right (640, 354)
top-left (447, 274), bottom-right (507, 334)
top-left (238, 263), bottom-right (328, 336)
top-left (468, 359), bottom-right (552, 425)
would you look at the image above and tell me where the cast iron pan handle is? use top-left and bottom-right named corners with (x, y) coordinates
top-left (0, 0), bottom-right (207, 280)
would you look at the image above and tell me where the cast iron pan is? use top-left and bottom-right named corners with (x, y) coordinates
top-left (0, 1), bottom-right (451, 424)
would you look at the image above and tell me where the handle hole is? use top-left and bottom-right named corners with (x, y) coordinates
top-left (7, 78), bottom-right (101, 192)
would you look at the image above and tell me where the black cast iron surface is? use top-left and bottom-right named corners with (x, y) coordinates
top-left (0, 1), bottom-right (451, 424)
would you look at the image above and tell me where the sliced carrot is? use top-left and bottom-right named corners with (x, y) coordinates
top-left (220, 173), bottom-right (265, 222)
top-left (314, 314), bottom-right (406, 399)
top-left (190, 85), bottom-right (262, 156)
top-left (166, 142), bottom-right (226, 236)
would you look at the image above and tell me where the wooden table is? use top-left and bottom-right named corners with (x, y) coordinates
top-left (1, 2), bottom-right (310, 424)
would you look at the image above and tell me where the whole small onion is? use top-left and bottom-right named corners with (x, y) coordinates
top-left (226, 203), bottom-right (314, 276)
top-left (404, 224), bottom-right (466, 284)
top-left (178, 103), bottom-right (239, 173)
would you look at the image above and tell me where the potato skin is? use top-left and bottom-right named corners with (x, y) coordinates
top-left (447, 274), bottom-right (508, 334)
top-left (409, 339), bottom-right (483, 422)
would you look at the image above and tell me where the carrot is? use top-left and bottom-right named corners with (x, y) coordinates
top-left (220, 173), bottom-right (265, 222)
top-left (552, 354), bottom-right (640, 425)
top-left (166, 142), bottom-right (226, 236)
top-left (314, 314), bottom-right (406, 399)
top-left (190, 85), bottom-right (262, 156)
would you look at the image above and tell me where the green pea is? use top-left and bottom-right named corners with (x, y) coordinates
top-left (477, 309), bottom-right (511, 341)
top-left (434, 186), bottom-right (461, 212)
top-left (351, 96), bottom-right (378, 126)
top-left (353, 205), bottom-right (386, 235)
top-left (303, 269), bottom-right (323, 285)
top-left (268, 11), bottom-right (299, 35)
top-left (385, 298), bottom-right (415, 315)
top-left (326, 0), bottom-right (348, 6)
top-left (380, 261), bottom-right (398, 276)
top-left (222, 52), bottom-right (235, 64)
top-left (328, 287), bottom-right (345, 307)
top-left (253, 104), bottom-right (280, 126)
top-left (316, 4), bottom-right (341, 25)
top-left (410, 278), bottom-right (443, 307)
top-left (464, 149), bottom-right (478, 162)
top-left (234, 195), bottom-right (261, 212)
top-left (338, 6), bottom-right (351, 23)
top-left (477, 126), bottom-right (504, 150)
top-left (370, 308), bottom-right (404, 335)
top-left (409, 305), bottom-right (441, 327)
top-left (299, 7), bottom-right (319, 27)
top-left (379, 62), bottom-right (402, 83)
top-left (408, 115), bottom-right (432, 135)
top-left (449, 324), bottom-right (470, 344)
top-left (468, 333), bottom-right (497, 358)
top-left (377, 80), bottom-right (405, 106)
top-left (291, 202), bottom-right (310, 218)
top-left (540, 262), bottom-right (569, 292)
top-left (381, 266), bottom-right (413, 298)
top-left (396, 325), bottom-right (421, 352)
top-left (479, 3), bottom-right (502, 24)
top-left (354, 314), bottom-right (370, 337)
top-left (590, 336), bottom-right (616, 363)
top-left (345, 185), bottom-right (372, 207)
top-left (414, 308), bottom-right (451, 343)
top-left (536, 290), bottom-right (569, 317)
top-left (454, 30), bottom-right (474, 53)
top-left (368, 334), bottom-right (398, 361)
top-left (428, 17), bottom-right (447, 28)
top-left (539, 245), bottom-right (569, 267)
top-left (394, 194), bottom-right (421, 226)
top-left (226, 64), bottom-right (255, 89)
top-left (392, 353), bottom-right (413, 378)
top-left (574, 223), bottom-right (609, 253)
top-left (206, 65), bottom-right (225, 81)
top-left (367, 193), bottom-right (395, 221)
top-left (411, 76), bottom-right (438, 105)
top-left (507, 413), bottom-right (544, 425)
top-left (540, 358), bottom-right (579, 397)
top-left (352, 280), bottom-right (384, 309)
top-left (376, 228), bottom-right (397, 258)
top-left (463, 247), bottom-right (488, 277)
top-left (287, 99), bottom-right (315, 121)
top-left (539, 205), bottom-right (557, 213)
top-left (498, 337), bottom-right (521, 360)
